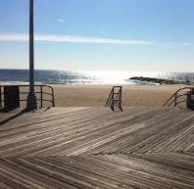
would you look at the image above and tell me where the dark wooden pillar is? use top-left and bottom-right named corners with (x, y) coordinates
top-left (27, 0), bottom-right (37, 111)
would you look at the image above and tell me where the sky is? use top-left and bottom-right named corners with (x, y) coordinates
top-left (0, 0), bottom-right (194, 72)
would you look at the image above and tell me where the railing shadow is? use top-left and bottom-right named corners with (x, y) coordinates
top-left (0, 106), bottom-right (52, 126)
top-left (0, 109), bottom-right (27, 126)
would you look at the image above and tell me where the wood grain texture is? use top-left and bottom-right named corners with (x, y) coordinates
top-left (0, 107), bottom-right (194, 188)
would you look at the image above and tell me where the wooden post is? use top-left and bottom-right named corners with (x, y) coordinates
top-left (119, 86), bottom-right (123, 111)
top-left (52, 88), bottom-right (55, 107)
top-left (0, 86), bottom-right (2, 108)
top-left (174, 92), bottom-right (177, 107)
top-left (40, 85), bottom-right (43, 108)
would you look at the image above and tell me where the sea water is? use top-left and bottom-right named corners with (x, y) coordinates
top-left (0, 69), bottom-right (194, 85)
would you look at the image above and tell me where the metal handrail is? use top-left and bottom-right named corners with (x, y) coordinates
top-left (105, 86), bottom-right (123, 111)
top-left (0, 84), bottom-right (55, 109)
top-left (105, 88), bottom-right (114, 107)
top-left (163, 87), bottom-right (194, 107)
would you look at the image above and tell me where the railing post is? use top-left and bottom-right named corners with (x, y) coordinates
top-left (0, 86), bottom-right (2, 108)
top-left (52, 88), bottom-right (55, 107)
top-left (174, 92), bottom-right (177, 107)
top-left (119, 86), bottom-right (123, 111)
top-left (40, 85), bottom-right (43, 108)
top-left (48, 86), bottom-right (55, 107)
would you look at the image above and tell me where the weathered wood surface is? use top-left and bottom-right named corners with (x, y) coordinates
top-left (0, 107), bottom-right (194, 188)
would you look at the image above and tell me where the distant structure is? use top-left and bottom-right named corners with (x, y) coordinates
top-left (27, 0), bottom-right (37, 110)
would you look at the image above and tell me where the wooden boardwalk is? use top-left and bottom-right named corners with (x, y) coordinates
top-left (0, 107), bottom-right (194, 188)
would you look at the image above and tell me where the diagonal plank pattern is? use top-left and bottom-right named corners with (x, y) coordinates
top-left (0, 107), bottom-right (194, 188)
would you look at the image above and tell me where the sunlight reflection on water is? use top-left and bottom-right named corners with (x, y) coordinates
top-left (0, 69), bottom-right (194, 85)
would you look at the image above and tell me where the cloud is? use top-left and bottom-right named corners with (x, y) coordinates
top-left (0, 33), bottom-right (155, 45)
top-left (0, 34), bottom-right (28, 42)
top-left (57, 18), bottom-right (65, 22)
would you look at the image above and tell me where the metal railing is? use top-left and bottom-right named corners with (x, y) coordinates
top-left (105, 86), bottom-right (123, 111)
top-left (163, 87), bottom-right (194, 108)
top-left (0, 84), bottom-right (55, 109)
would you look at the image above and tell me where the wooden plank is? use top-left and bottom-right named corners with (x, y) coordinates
top-left (0, 107), bottom-right (194, 188)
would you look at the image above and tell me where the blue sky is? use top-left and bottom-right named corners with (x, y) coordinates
top-left (0, 0), bottom-right (194, 72)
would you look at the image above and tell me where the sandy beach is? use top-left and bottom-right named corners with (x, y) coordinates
top-left (51, 84), bottom-right (187, 107)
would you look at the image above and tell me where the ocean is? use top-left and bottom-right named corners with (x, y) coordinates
top-left (0, 69), bottom-right (194, 85)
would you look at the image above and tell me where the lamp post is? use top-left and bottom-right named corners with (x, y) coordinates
top-left (26, 0), bottom-right (37, 110)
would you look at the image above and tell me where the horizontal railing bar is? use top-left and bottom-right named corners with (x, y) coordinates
top-left (0, 98), bottom-right (52, 101)
top-left (36, 91), bottom-right (53, 96)
top-left (176, 93), bottom-right (188, 99)
top-left (0, 92), bottom-right (51, 95)
top-left (163, 93), bottom-right (176, 106)
top-left (42, 99), bottom-right (53, 102)
top-left (176, 100), bottom-right (186, 105)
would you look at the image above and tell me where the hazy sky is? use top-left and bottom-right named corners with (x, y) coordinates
top-left (0, 0), bottom-right (194, 72)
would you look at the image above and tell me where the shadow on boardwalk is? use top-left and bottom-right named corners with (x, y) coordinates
top-left (0, 109), bottom-right (26, 126)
